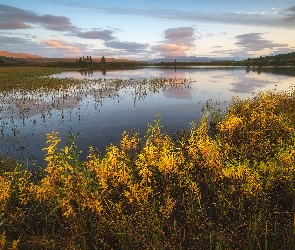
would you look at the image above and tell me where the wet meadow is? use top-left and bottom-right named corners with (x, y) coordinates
top-left (1, 65), bottom-right (295, 249)
top-left (1, 66), bottom-right (294, 165)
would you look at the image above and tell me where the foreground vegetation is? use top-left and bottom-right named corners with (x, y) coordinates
top-left (1, 88), bottom-right (295, 249)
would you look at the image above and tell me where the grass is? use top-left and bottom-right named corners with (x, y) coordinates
top-left (0, 66), bottom-right (82, 91)
top-left (1, 87), bottom-right (295, 249)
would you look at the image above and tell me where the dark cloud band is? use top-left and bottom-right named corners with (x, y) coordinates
top-left (0, 4), bottom-right (77, 31)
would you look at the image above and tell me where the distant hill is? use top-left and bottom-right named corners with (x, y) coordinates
top-left (149, 56), bottom-right (222, 63)
top-left (244, 51), bottom-right (295, 67)
top-left (257, 52), bottom-right (295, 61)
top-left (0, 50), bottom-right (44, 59)
top-left (151, 53), bottom-right (295, 63)
top-left (245, 51), bottom-right (295, 62)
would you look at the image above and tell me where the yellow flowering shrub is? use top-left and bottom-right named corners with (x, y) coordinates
top-left (216, 90), bottom-right (295, 161)
top-left (187, 118), bottom-right (224, 178)
top-left (222, 163), bottom-right (262, 196)
top-left (0, 176), bottom-right (10, 211)
top-left (1, 89), bottom-right (295, 249)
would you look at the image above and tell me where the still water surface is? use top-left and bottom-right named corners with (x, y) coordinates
top-left (0, 67), bottom-right (294, 166)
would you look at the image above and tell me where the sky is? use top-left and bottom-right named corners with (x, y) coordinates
top-left (0, 0), bottom-right (295, 60)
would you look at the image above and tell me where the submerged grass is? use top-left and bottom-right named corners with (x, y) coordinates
top-left (0, 66), bottom-right (80, 91)
top-left (1, 68), bottom-right (295, 249)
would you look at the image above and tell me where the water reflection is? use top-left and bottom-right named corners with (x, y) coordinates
top-left (231, 78), bottom-right (276, 93)
top-left (79, 69), bottom-right (93, 77)
top-left (163, 88), bottom-right (192, 99)
top-left (0, 76), bottom-right (192, 165)
top-left (0, 67), bottom-right (294, 166)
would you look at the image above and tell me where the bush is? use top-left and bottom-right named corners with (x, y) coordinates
top-left (1, 90), bottom-right (295, 249)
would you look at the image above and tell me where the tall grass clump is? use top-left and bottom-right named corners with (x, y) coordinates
top-left (1, 89), bottom-right (295, 249)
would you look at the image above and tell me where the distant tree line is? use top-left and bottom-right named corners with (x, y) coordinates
top-left (244, 52), bottom-right (295, 67)
top-left (76, 56), bottom-right (92, 63)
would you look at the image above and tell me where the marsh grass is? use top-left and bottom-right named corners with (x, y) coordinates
top-left (1, 70), bottom-right (295, 248)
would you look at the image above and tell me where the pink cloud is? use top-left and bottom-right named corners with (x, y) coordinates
top-left (152, 44), bottom-right (188, 56)
top-left (41, 39), bottom-right (80, 54)
top-left (153, 27), bottom-right (195, 57)
top-left (154, 44), bottom-right (188, 52)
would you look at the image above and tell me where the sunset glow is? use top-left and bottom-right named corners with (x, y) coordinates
top-left (0, 0), bottom-right (295, 60)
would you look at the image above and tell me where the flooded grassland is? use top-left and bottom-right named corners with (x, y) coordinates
top-left (2, 66), bottom-right (295, 249)
top-left (0, 66), bottom-right (294, 165)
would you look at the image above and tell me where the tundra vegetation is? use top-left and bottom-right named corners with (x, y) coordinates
top-left (1, 66), bottom-right (295, 249)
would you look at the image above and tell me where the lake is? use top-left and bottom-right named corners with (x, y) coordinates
top-left (0, 66), bottom-right (294, 166)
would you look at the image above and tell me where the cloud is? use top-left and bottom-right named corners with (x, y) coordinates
top-left (270, 47), bottom-right (295, 55)
top-left (209, 33), bottom-right (290, 59)
top-left (0, 21), bottom-right (32, 30)
top-left (154, 44), bottom-right (188, 51)
top-left (40, 15), bottom-right (76, 31)
top-left (231, 78), bottom-right (275, 93)
top-left (164, 27), bottom-right (194, 45)
top-left (79, 5), bottom-right (295, 29)
top-left (74, 30), bottom-right (115, 41)
top-left (287, 6), bottom-right (295, 12)
top-left (0, 35), bottom-right (28, 45)
top-left (152, 45), bottom-right (189, 57)
top-left (0, 35), bottom-right (48, 56)
top-left (284, 6), bottom-right (295, 22)
top-left (42, 39), bottom-right (80, 54)
top-left (0, 4), bottom-right (117, 40)
top-left (0, 34), bottom-right (87, 57)
top-left (163, 88), bottom-right (191, 99)
top-left (152, 27), bottom-right (195, 57)
top-left (0, 4), bottom-right (77, 31)
top-left (104, 40), bottom-right (148, 53)
top-left (235, 33), bottom-right (288, 52)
